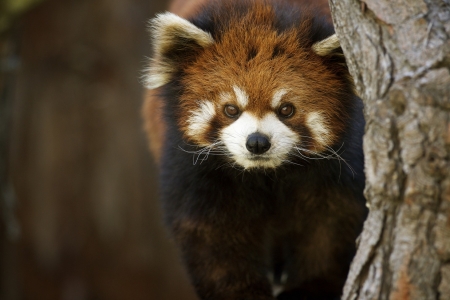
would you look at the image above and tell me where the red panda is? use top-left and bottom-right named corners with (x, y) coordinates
top-left (143, 0), bottom-right (367, 299)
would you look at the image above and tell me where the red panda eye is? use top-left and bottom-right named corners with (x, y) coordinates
top-left (224, 105), bottom-right (240, 118)
top-left (278, 104), bottom-right (295, 118)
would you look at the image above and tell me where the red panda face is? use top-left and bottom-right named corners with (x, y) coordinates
top-left (181, 85), bottom-right (301, 169)
top-left (146, 3), bottom-right (354, 169)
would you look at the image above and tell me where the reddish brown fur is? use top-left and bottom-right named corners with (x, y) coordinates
top-left (143, 0), bottom-right (339, 162)
top-left (143, 89), bottom-right (165, 163)
top-left (177, 2), bottom-right (348, 150)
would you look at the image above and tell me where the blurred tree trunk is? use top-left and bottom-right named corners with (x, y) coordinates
top-left (330, 0), bottom-right (450, 299)
top-left (4, 0), bottom-right (197, 299)
top-left (1, 27), bottom-right (21, 300)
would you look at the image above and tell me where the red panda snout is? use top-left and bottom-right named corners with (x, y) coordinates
top-left (246, 133), bottom-right (271, 155)
top-left (220, 111), bottom-right (299, 169)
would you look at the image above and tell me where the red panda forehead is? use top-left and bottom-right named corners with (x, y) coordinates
top-left (181, 35), bottom-right (334, 115)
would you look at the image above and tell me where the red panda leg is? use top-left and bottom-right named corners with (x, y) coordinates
top-left (276, 191), bottom-right (365, 299)
top-left (278, 230), bottom-right (350, 299)
top-left (171, 218), bottom-right (275, 300)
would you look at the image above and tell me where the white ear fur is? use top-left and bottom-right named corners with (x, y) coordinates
top-left (312, 34), bottom-right (359, 96)
top-left (312, 34), bottom-right (340, 56)
top-left (145, 12), bottom-right (215, 89)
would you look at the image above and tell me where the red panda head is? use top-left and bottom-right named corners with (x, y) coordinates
top-left (145, 0), bottom-right (355, 169)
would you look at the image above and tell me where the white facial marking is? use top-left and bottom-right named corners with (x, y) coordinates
top-left (233, 86), bottom-right (249, 108)
top-left (221, 112), bottom-right (299, 169)
top-left (187, 100), bottom-right (216, 139)
top-left (271, 89), bottom-right (288, 109)
top-left (306, 112), bottom-right (332, 147)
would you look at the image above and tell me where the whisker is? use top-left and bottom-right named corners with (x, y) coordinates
top-left (282, 159), bottom-right (304, 167)
top-left (177, 140), bottom-right (232, 165)
top-left (292, 142), bottom-right (356, 179)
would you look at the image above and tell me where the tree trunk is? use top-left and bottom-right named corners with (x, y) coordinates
top-left (329, 0), bottom-right (450, 299)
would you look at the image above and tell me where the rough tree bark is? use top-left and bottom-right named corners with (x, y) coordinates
top-left (330, 0), bottom-right (450, 299)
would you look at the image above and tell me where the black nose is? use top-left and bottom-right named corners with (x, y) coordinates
top-left (246, 133), bottom-right (271, 154)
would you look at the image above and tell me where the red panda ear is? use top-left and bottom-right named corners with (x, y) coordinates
top-left (312, 34), bottom-right (359, 96)
top-left (145, 12), bottom-right (215, 89)
top-left (311, 34), bottom-right (340, 56)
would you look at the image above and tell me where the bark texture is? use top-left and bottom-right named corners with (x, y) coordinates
top-left (330, 0), bottom-right (450, 299)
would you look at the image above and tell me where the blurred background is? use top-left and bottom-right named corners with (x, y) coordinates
top-left (0, 0), bottom-right (197, 299)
